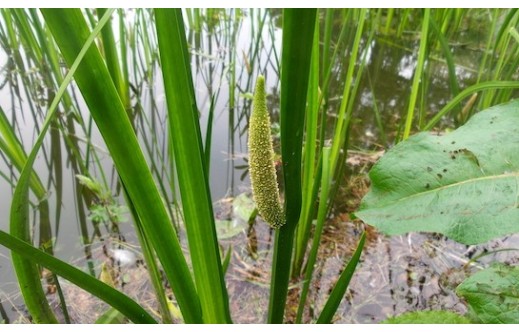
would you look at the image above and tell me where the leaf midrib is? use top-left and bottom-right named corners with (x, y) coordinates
top-left (365, 171), bottom-right (519, 210)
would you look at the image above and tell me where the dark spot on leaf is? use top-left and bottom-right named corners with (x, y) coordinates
top-left (443, 150), bottom-right (446, 153)
top-left (454, 150), bottom-right (459, 154)
top-left (437, 173), bottom-right (443, 179)
top-left (425, 183), bottom-right (430, 189)
top-left (451, 155), bottom-right (456, 160)
top-left (451, 141), bottom-right (456, 144)
top-left (440, 211), bottom-right (444, 214)
top-left (427, 166), bottom-right (433, 172)
top-left (443, 168), bottom-right (447, 172)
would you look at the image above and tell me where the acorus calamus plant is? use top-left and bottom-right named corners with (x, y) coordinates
top-left (248, 75), bottom-right (285, 229)
top-left (0, 8), bottom-right (367, 324)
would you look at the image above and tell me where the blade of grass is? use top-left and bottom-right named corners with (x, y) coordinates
top-left (268, 8), bottom-right (317, 324)
top-left (423, 80), bottom-right (519, 130)
top-left (323, 10), bottom-right (369, 216)
top-left (476, 10), bottom-right (500, 83)
top-left (322, 9), bottom-right (333, 81)
top-left (95, 308), bottom-right (126, 324)
top-left (366, 74), bottom-right (388, 147)
top-left (0, 106), bottom-right (46, 198)
top-left (397, 9), bottom-right (411, 38)
top-left (222, 244), bottom-right (232, 276)
top-left (429, 15), bottom-right (460, 104)
top-left (0, 230), bottom-right (156, 323)
top-left (122, 185), bottom-right (173, 323)
top-left (118, 9), bottom-right (130, 111)
top-left (40, 8), bottom-right (202, 323)
top-left (329, 9), bottom-right (366, 177)
top-left (316, 231), bottom-right (366, 324)
top-left (384, 9), bottom-right (394, 34)
top-left (293, 17), bottom-right (320, 277)
top-left (402, 9), bottom-right (430, 140)
top-left (204, 94), bottom-right (215, 175)
top-left (97, 8), bottom-right (130, 112)
top-left (154, 8), bottom-right (231, 323)
top-left (49, 118), bottom-right (63, 236)
top-left (486, 11), bottom-right (519, 107)
top-left (97, 17), bottom-right (175, 320)
top-left (8, 9), bottom-right (117, 323)
top-left (295, 147), bottom-right (331, 323)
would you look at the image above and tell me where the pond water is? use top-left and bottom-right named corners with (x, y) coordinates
top-left (1, 9), bottom-right (518, 323)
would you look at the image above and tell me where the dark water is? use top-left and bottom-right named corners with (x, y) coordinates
top-left (1, 9), bottom-right (518, 323)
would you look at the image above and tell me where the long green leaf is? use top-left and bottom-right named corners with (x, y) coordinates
top-left (424, 81), bottom-right (519, 130)
top-left (0, 230), bottom-right (156, 324)
top-left (403, 9), bottom-right (429, 140)
top-left (429, 16), bottom-right (460, 106)
top-left (40, 8), bottom-right (202, 323)
top-left (293, 17), bottom-right (320, 277)
top-left (296, 147), bottom-right (331, 323)
top-left (329, 9), bottom-right (366, 177)
top-left (0, 106), bottom-right (46, 198)
top-left (268, 8), bottom-right (316, 324)
top-left (8, 9), bottom-right (117, 323)
top-left (97, 8), bottom-right (130, 111)
top-left (316, 231), bottom-right (366, 324)
top-left (122, 185), bottom-right (174, 323)
top-left (154, 8), bottom-right (231, 323)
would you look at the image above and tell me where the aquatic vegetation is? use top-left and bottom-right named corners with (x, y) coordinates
top-left (0, 8), bottom-right (364, 324)
top-left (356, 100), bottom-right (519, 244)
top-left (0, 8), bottom-right (519, 324)
top-left (356, 100), bottom-right (519, 323)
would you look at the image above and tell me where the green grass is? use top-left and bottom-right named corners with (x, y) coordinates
top-left (0, 8), bottom-right (518, 324)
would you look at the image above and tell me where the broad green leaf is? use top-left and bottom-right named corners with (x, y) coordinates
top-left (214, 193), bottom-right (254, 240)
top-left (215, 219), bottom-right (248, 240)
top-left (382, 310), bottom-right (472, 324)
top-left (232, 192), bottom-right (257, 222)
top-left (456, 263), bottom-right (519, 324)
top-left (355, 100), bottom-right (519, 245)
